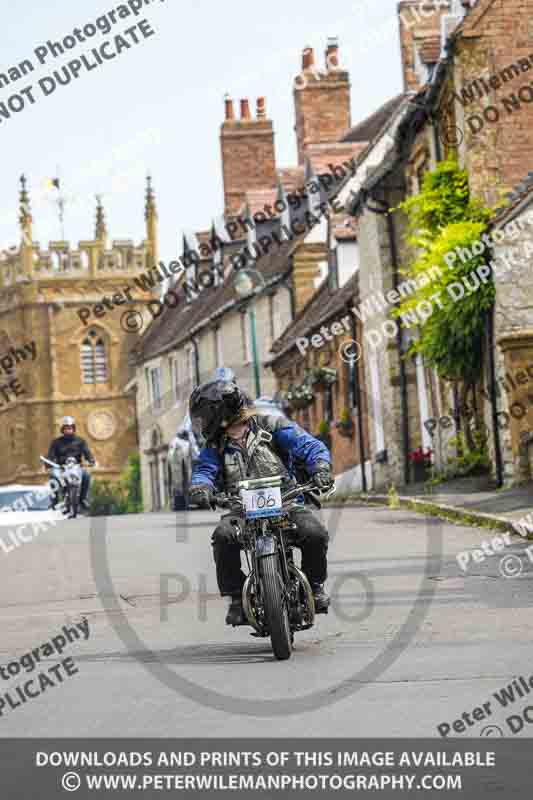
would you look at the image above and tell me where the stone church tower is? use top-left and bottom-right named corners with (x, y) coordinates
top-left (0, 175), bottom-right (160, 487)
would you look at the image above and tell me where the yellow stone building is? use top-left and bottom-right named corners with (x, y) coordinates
top-left (0, 175), bottom-right (160, 487)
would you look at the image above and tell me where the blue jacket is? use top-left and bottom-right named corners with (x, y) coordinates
top-left (190, 415), bottom-right (331, 492)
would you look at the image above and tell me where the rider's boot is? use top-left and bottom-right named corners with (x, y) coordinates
top-left (311, 584), bottom-right (330, 614)
top-left (225, 595), bottom-right (247, 626)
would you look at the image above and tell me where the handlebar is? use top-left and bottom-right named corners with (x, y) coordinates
top-left (212, 480), bottom-right (335, 511)
top-left (40, 456), bottom-right (96, 470)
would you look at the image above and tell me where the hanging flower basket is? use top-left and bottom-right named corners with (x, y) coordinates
top-left (309, 366), bottom-right (337, 390)
top-left (283, 382), bottom-right (314, 411)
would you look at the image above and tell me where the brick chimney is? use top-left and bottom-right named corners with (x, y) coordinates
top-left (220, 95), bottom-right (277, 217)
top-left (293, 39), bottom-right (351, 165)
top-left (398, 1), bottom-right (452, 92)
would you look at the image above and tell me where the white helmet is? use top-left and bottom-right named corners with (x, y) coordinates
top-left (60, 416), bottom-right (76, 433)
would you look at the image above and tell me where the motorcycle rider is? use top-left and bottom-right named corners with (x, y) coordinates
top-left (46, 417), bottom-right (95, 510)
top-left (188, 380), bottom-right (334, 626)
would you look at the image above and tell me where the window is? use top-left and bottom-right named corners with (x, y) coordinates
top-left (268, 294), bottom-right (276, 348)
top-left (187, 346), bottom-right (196, 389)
top-left (213, 327), bottom-right (223, 368)
top-left (169, 357), bottom-right (180, 402)
top-left (150, 367), bottom-right (162, 410)
top-left (81, 330), bottom-right (108, 384)
top-left (145, 365), bottom-right (162, 409)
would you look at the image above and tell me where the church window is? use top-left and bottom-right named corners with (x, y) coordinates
top-left (81, 330), bottom-right (108, 384)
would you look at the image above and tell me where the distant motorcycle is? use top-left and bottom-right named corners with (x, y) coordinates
top-left (40, 456), bottom-right (84, 519)
top-left (214, 476), bottom-right (335, 661)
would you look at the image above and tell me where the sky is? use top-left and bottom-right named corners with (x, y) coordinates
top-left (0, 0), bottom-right (403, 264)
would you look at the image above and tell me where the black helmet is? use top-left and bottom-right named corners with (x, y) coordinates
top-left (189, 381), bottom-right (253, 442)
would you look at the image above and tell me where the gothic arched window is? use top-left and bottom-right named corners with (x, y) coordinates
top-left (81, 329), bottom-right (108, 384)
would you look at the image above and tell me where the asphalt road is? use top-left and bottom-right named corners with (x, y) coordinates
top-left (1, 503), bottom-right (533, 738)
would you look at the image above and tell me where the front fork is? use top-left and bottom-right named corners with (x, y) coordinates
top-left (242, 525), bottom-right (297, 632)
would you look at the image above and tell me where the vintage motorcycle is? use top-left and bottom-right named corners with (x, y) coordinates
top-left (40, 455), bottom-right (84, 519)
top-left (214, 475), bottom-right (335, 661)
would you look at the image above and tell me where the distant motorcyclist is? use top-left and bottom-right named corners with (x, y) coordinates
top-left (189, 380), bottom-right (333, 626)
top-left (47, 417), bottom-right (95, 510)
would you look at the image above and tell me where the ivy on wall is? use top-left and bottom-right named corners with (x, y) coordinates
top-left (395, 160), bottom-right (494, 386)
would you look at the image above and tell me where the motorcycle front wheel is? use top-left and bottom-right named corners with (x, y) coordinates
top-left (259, 554), bottom-right (292, 661)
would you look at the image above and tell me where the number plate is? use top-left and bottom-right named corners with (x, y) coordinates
top-left (241, 486), bottom-right (282, 519)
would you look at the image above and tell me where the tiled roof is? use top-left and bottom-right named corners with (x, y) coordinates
top-left (268, 271), bottom-right (359, 364)
top-left (341, 94), bottom-right (407, 144)
top-left (305, 142), bottom-right (367, 175)
top-left (492, 171), bottom-right (533, 224)
top-left (135, 239), bottom-right (299, 363)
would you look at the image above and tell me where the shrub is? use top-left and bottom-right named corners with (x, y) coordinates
top-left (446, 428), bottom-right (490, 477)
top-left (89, 454), bottom-right (143, 516)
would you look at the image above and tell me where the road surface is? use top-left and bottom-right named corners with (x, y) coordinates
top-left (1, 503), bottom-right (532, 738)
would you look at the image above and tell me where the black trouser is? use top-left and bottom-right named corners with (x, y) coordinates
top-left (211, 507), bottom-right (329, 597)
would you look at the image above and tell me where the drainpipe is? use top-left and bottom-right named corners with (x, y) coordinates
top-left (432, 117), bottom-right (443, 163)
top-left (385, 208), bottom-right (410, 486)
top-left (488, 305), bottom-right (504, 487)
top-left (349, 307), bottom-right (367, 492)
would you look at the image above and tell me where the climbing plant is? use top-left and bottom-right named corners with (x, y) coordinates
top-left (394, 160), bottom-right (496, 448)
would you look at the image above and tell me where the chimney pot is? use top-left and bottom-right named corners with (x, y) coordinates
top-left (224, 94), bottom-right (235, 121)
top-left (256, 97), bottom-right (266, 119)
top-left (240, 98), bottom-right (251, 120)
top-left (302, 47), bottom-right (315, 70)
top-left (325, 36), bottom-right (339, 69)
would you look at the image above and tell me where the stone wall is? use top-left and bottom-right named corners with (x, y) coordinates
top-left (452, 0), bottom-right (533, 204)
top-left (482, 198), bottom-right (533, 484)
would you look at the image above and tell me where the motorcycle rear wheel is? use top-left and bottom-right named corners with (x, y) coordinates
top-left (260, 554), bottom-right (292, 661)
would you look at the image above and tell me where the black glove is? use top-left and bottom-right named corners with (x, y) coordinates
top-left (312, 462), bottom-right (334, 491)
top-left (189, 484), bottom-right (213, 509)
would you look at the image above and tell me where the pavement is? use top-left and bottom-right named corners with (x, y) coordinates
top-left (347, 475), bottom-right (533, 538)
top-left (1, 504), bottom-right (533, 738)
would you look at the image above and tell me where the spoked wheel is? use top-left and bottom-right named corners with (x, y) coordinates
top-left (260, 554), bottom-right (292, 661)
